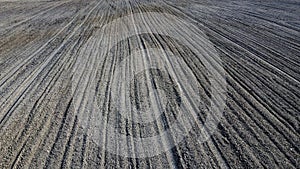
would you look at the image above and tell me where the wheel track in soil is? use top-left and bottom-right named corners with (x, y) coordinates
top-left (0, 0), bottom-right (299, 168)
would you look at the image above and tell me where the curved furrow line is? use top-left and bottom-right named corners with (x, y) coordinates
top-left (224, 56), bottom-right (296, 140)
top-left (229, 84), bottom-right (297, 165)
top-left (59, 42), bottom-right (105, 169)
top-left (232, 58), bottom-right (299, 130)
top-left (229, 18), bottom-right (300, 55)
top-left (212, 23), bottom-right (300, 80)
top-left (0, 0), bottom-right (76, 43)
top-left (3, 25), bottom-right (94, 163)
top-left (40, 4), bottom-right (107, 169)
top-left (141, 41), bottom-right (182, 168)
top-left (26, 37), bottom-right (95, 169)
top-left (216, 112), bottom-right (265, 167)
top-left (0, 2), bottom-right (52, 28)
top-left (216, 37), bottom-right (300, 122)
top-left (27, 35), bottom-right (92, 169)
top-left (177, 2), bottom-right (298, 166)
top-left (227, 73), bottom-right (299, 163)
top-left (25, 72), bottom-right (74, 168)
top-left (109, 10), bottom-right (141, 166)
top-left (0, 0), bottom-right (96, 88)
top-left (0, 0), bottom-right (101, 127)
top-left (119, 15), bottom-right (160, 168)
top-left (218, 8), bottom-right (300, 45)
top-left (125, 5), bottom-right (180, 168)
top-left (135, 7), bottom-right (236, 168)
top-left (70, 4), bottom-right (127, 166)
top-left (12, 85), bottom-right (73, 169)
top-left (3, 2), bottom-right (105, 166)
top-left (128, 4), bottom-right (231, 168)
top-left (0, 9), bottom-right (98, 169)
top-left (202, 23), bottom-right (300, 99)
top-left (134, 23), bottom-right (210, 169)
top-left (111, 5), bottom-right (133, 166)
top-left (0, 46), bottom-right (75, 168)
top-left (165, 1), bottom-right (300, 84)
top-left (0, 2), bottom-right (89, 67)
top-left (213, 41), bottom-right (300, 133)
top-left (0, 1), bottom-right (67, 32)
top-left (218, 1), bottom-right (300, 33)
top-left (225, 87), bottom-right (295, 167)
top-left (0, 2), bottom-right (51, 23)
top-left (204, 22), bottom-right (300, 84)
top-left (241, 10), bottom-right (300, 33)
top-left (73, 39), bottom-right (102, 169)
top-left (214, 17), bottom-right (300, 67)
top-left (105, 24), bottom-right (130, 169)
top-left (92, 16), bottom-right (116, 169)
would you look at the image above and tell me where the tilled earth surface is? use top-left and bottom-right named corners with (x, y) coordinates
top-left (0, 0), bottom-right (299, 168)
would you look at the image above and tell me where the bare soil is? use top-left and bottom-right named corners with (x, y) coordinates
top-left (0, 0), bottom-right (299, 168)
